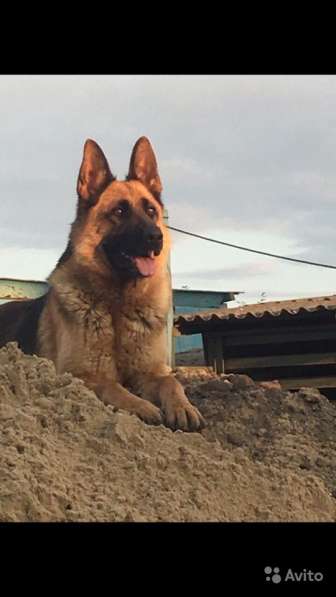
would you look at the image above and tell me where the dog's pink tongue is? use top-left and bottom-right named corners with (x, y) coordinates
top-left (134, 253), bottom-right (156, 277)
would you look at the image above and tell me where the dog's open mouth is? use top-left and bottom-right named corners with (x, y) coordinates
top-left (101, 240), bottom-right (160, 279)
top-left (120, 250), bottom-right (156, 277)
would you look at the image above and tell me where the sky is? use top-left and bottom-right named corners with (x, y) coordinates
top-left (1, 74), bottom-right (336, 306)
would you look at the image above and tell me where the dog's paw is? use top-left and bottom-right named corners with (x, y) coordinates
top-left (135, 400), bottom-right (163, 426)
top-left (163, 399), bottom-right (206, 432)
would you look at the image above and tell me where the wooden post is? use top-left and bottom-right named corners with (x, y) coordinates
top-left (164, 208), bottom-right (174, 368)
top-left (204, 333), bottom-right (224, 374)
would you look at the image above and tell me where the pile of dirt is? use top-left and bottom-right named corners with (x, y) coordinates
top-left (1, 343), bottom-right (335, 522)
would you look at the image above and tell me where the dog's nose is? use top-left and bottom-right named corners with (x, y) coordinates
top-left (146, 228), bottom-right (163, 243)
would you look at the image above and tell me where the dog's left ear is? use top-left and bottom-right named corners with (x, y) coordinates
top-left (127, 137), bottom-right (162, 203)
top-left (77, 139), bottom-right (115, 205)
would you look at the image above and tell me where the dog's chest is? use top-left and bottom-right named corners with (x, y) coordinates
top-left (53, 284), bottom-right (167, 381)
top-left (115, 304), bottom-right (167, 381)
top-left (78, 296), bottom-right (164, 351)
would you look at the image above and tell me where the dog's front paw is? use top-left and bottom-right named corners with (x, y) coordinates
top-left (163, 398), bottom-right (206, 432)
top-left (135, 400), bottom-right (163, 426)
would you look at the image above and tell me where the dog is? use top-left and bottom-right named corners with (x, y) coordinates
top-left (0, 137), bottom-right (205, 431)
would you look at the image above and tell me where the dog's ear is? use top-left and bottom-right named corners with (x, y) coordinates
top-left (127, 137), bottom-right (162, 203)
top-left (77, 139), bottom-right (115, 204)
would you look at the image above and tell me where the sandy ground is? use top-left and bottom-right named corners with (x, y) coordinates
top-left (0, 342), bottom-right (335, 522)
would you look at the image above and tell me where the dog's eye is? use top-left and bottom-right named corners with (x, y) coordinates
top-left (114, 207), bottom-right (125, 217)
top-left (147, 206), bottom-right (156, 218)
top-left (111, 200), bottom-right (130, 218)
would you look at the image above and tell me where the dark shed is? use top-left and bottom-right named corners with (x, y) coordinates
top-left (175, 295), bottom-right (336, 396)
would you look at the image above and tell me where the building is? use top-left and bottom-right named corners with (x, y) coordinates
top-left (173, 288), bottom-right (240, 353)
top-left (0, 278), bottom-right (48, 305)
top-left (175, 295), bottom-right (336, 397)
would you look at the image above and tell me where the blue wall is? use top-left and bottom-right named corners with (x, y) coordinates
top-left (173, 290), bottom-right (237, 354)
top-left (175, 306), bottom-right (204, 353)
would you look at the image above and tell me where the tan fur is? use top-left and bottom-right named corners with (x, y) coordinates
top-left (36, 140), bottom-right (205, 431)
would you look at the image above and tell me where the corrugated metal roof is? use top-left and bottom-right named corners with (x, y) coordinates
top-left (175, 294), bottom-right (336, 326)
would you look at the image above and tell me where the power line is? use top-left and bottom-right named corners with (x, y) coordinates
top-left (167, 226), bottom-right (336, 271)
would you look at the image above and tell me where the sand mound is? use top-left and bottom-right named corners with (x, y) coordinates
top-left (0, 343), bottom-right (335, 522)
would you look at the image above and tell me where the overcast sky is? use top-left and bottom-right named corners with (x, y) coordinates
top-left (1, 74), bottom-right (336, 305)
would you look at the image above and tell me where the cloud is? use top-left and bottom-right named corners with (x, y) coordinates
top-left (174, 262), bottom-right (276, 280)
top-left (0, 246), bottom-right (59, 280)
top-left (1, 75), bottom-right (336, 301)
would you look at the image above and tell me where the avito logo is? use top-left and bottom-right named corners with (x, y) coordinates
top-left (265, 567), bottom-right (324, 583)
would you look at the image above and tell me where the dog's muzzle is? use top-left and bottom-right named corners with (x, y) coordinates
top-left (100, 224), bottom-right (163, 278)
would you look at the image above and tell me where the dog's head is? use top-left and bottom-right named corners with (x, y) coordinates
top-left (69, 137), bottom-right (169, 281)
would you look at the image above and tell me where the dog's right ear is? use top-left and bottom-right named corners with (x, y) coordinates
top-left (77, 139), bottom-right (115, 204)
top-left (127, 137), bottom-right (163, 204)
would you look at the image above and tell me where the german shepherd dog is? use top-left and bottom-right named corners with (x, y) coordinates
top-left (0, 137), bottom-right (205, 431)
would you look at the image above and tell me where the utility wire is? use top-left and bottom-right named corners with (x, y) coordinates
top-left (167, 226), bottom-right (336, 271)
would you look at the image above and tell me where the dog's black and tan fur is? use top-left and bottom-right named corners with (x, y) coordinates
top-left (0, 138), bottom-right (205, 431)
